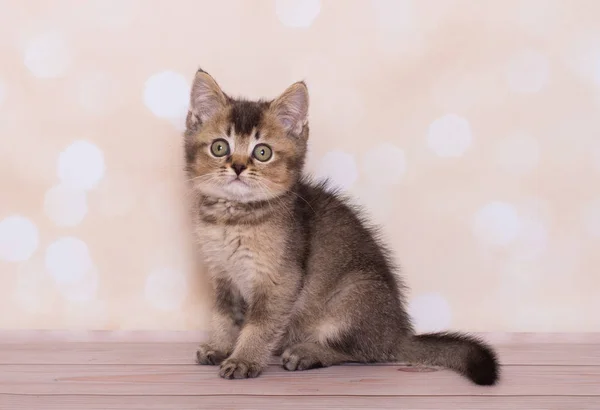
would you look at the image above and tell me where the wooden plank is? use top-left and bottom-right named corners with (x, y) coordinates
top-left (0, 330), bottom-right (598, 344)
top-left (491, 343), bottom-right (600, 366)
top-left (0, 343), bottom-right (197, 365)
top-left (0, 364), bottom-right (599, 396)
top-left (1, 342), bottom-right (598, 366)
top-left (0, 394), bottom-right (598, 410)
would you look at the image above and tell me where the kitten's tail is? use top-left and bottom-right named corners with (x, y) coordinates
top-left (401, 332), bottom-right (499, 386)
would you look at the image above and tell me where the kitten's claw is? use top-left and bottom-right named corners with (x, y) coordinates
top-left (281, 345), bottom-right (325, 371)
top-left (219, 357), bottom-right (263, 379)
top-left (195, 344), bottom-right (228, 365)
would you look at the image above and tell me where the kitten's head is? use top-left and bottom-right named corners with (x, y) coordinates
top-left (184, 68), bottom-right (309, 203)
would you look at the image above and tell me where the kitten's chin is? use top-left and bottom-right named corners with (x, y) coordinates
top-left (194, 180), bottom-right (270, 203)
top-left (223, 179), bottom-right (253, 198)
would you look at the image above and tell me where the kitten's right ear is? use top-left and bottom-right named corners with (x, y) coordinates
top-left (270, 81), bottom-right (309, 137)
top-left (187, 68), bottom-right (227, 128)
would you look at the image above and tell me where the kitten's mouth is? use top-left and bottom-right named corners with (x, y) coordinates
top-left (228, 177), bottom-right (248, 186)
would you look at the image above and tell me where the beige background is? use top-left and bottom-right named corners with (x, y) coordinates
top-left (0, 0), bottom-right (599, 333)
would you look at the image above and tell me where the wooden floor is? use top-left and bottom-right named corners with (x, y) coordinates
top-left (0, 332), bottom-right (599, 409)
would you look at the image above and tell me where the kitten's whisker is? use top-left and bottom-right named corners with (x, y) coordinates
top-left (255, 180), bottom-right (294, 220)
top-left (270, 182), bottom-right (316, 215)
top-left (186, 173), bottom-right (220, 184)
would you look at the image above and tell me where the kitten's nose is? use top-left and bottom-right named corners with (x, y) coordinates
top-left (231, 163), bottom-right (247, 176)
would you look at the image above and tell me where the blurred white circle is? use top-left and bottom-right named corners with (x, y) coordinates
top-left (516, 0), bottom-right (560, 37)
top-left (0, 215), bottom-right (39, 262)
top-left (57, 140), bottom-right (105, 191)
top-left (427, 114), bottom-right (473, 157)
top-left (143, 71), bottom-right (190, 120)
top-left (45, 237), bottom-right (93, 285)
top-left (44, 184), bottom-right (88, 227)
top-left (82, 0), bottom-right (136, 29)
top-left (24, 31), bottom-right (71, 78)
top-left (408, 293), bottom-right (452, 333)
top-left (276, 0), bottom-right (321, 28)
top-left (472, 202), bottom-right (521, 246)
top-left (315, 150), bottom-right (359, 190)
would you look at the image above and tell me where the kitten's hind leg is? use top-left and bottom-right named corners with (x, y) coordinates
top-left (281, 342), bottom-right (351, 371)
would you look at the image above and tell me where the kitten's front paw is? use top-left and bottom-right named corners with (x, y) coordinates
top-left (219, 357), bottom-right (263, 379)
top-left (195, 343), bottom-right (228, 365)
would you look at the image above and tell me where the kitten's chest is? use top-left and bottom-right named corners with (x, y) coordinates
top-left (196, 223), bottom-right (280, 299)
top-left (204, 226), bottom-right (256, 269)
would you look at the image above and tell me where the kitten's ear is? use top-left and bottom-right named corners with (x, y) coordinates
top-left (187, 68), bottom-right (227, 128)
top-left (270, 81), bottom-right (309, 136)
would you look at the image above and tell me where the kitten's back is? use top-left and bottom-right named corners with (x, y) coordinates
top-left (288, 179), bottom-right (499, 385)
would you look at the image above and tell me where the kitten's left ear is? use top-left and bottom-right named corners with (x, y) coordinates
top-left (187, 68), bottom-right (228, 129)
top-left (270, 81), bottom-right (309, 136)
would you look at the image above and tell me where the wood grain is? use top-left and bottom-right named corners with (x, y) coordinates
top-left (0, 333), bottom-right (598, 410)
top-left (1, 330), bottom-right (598, 344)
top-left (1, 341), bottom-right (598, 366)
top-left (1, 395), bottom-right (598, 410)
top-left (0, 364), bottom-right (599, 396)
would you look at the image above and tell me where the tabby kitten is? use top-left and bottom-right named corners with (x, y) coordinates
top-left (184, 68), bottom-right (499, 385)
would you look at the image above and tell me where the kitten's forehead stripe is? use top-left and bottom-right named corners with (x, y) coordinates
top-left (229, 100), bottom-right (269, 136)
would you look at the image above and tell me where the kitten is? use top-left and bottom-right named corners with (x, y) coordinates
top-left (184, 68), bottom-right (499, 385)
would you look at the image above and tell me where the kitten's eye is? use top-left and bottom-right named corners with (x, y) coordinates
top-left (252, 144), bottom-right (272, 162)
top-left (210, 139), bottom-right (230, 157)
